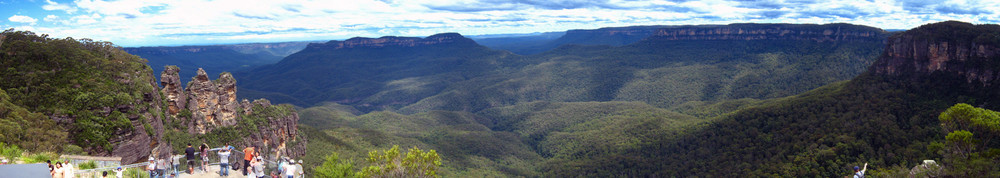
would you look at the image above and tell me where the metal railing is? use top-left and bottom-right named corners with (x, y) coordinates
top-left (72, 147), bottom-right (297, 178)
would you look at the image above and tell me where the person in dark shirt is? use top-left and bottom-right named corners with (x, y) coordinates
top-left (185, 143), bottom-right (196, 174)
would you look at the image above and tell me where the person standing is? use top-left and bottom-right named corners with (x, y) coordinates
top-left (283, 160), bottom-right (296, 178)
top-left (247, 157), bottom-right (257, 178)
top-left (219, 145), bottom-right (232, 176)
top-left (185, 143), bottom-right (196, 174)
top-left (295, 160), bottom-right (304, 178)
top-left (52, 162), bottom-right (64, 178)
top-left (200, 143), bottom-right (210, 172)
top-left (278, 158), bottom-right (287, 176)
top-left (47, 160), bottom-right (53, 176)
top-left (113, 166), bottom-right (124, 178)
top-left (147, 157), bottom-right (157, 178)
top-left (156, 156), bottom-right (167, 178)
top-left (243, 146), bottom-right (255, 176)
top-left (853, 163), bottom-right (868, 178)
top-left (63, 161), bottom-right (74, 178)
top-left (254, 156), bottom-right (266, 178)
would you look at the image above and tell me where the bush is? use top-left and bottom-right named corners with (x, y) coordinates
top-left (358, 145), bottom-right (442, 178)
top-left (314, 152), bottom-right (355, 178)
top-left (21, 152), bottom-right (59, 164)
top-left (62, 144), bottom-right (84, 155)
top-left (78, 161), bottom-right (98, 170)
top-left (0, 142), bottom-right (23, 162)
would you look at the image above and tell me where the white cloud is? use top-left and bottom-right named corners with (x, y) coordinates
top-left (44, 15), bottom-right (59, 22)
top-left (15, 0), bottom-right (1000, 47)
top-left (71, 14), bottom-right (102, 25)
top-left (42, 0), bottom-right (78, 13)
top-left (8, 15), bottom-right (38, 24)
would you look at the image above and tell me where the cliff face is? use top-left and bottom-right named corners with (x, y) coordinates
top-left (109, 65), bottom-right (172, 164)
top-left (871, 21), bottom-right (1000, 86)
top-left (184, 68), bottom-right (239, 134)
top-left (649, 23), bottom-right (886, 42)
top-left (234, 99), bottom-right (306, 158)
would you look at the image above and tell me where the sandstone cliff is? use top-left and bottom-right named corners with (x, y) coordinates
top-left (108, 65), bottom-right (172, 164)
top-left (871, 21), bottom-right (1000, 86)
top-left (649, 23), bottom-right (886, 42)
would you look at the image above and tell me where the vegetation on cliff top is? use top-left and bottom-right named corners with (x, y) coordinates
top-left (1, 29), bottom-right (155, 152)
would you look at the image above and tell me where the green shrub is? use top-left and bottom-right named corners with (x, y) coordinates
top-left (62, 144), bottom-right (84, 155)
top-left (78, 161), bottom-right (98, 170)
top-left (314, 152), bottom-right (356, 178)
top-left (0, 142), bottom-right (24, 162)
top-left (21, 152), bottom-right (59, 163)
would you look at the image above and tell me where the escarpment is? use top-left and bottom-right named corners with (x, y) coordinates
top-left (649, 23), bottom-right (886, 42)
top-left (871, 21), bottom-right (1000, 86)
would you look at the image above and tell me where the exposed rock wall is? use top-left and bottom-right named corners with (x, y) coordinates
top-left (650, 23), bottom-right (886, 42)
top-left (160, 66), bottom-right (186, 115)
top-left (871, 21), bottom-right (1000, 86)
top-left (109, 65), bottom-right (171, 164)
top-left (233, 99), bottom-right (306, 159)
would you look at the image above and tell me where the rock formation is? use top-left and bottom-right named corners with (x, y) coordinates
top-left (158, 66), bottom-right (305, 159)
top-left (233, 99), bottom-right (307, 158)
top-left (160, 66), bottom-right (186, 115)
top-left (871, 21), bottom-right (1000, 86)
top-left (183, 68), bottom-right (240, 134)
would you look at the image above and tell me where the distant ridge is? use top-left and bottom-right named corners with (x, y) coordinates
top-left (647, 23), bottom-right (886, 42)
top-left (236, 33), bottom-right (518, 109)
top-left (306, 33), bottom-right (477, 50)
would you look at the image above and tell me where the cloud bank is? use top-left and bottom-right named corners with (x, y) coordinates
top-left (1, 0), bottom-right (997, 46)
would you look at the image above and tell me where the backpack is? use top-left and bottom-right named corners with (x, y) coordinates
top-left (855, 172), bottom-right (864, 178)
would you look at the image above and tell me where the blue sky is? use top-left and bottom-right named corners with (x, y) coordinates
top-left (2, 0), bottom-right (998, 47)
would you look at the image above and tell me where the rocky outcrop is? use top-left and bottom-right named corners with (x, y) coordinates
top-left (649, 23), bottom-right (886, 42)
top-left (305, 33), bottom-right (476, 50)
top-left (233, 99), bottom-right (306, 159)
top-left (158, 66), bottom-right (305, 159)
top-left (160, 66), bottom-right (186, 115)
top-left (109, 65), bottom-right (171, 164)
top-left (184, 68), bottom-right (240, 134)
top-left (871, 21), bottom-right (1000, 85)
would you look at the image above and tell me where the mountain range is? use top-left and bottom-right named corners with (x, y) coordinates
top-left (124, 41), bottom-right (315, 85)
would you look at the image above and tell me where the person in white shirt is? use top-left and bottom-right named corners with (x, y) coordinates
top-left (113, 167), bottom-right (124, 178)
top-left (147, 157), bottom-right (157, 178)
top-left (295, 160), bottom-right (304, 178)
top-left (254, 156), bottom-right (266, 178)
top-left (284, 160), bottom-right (297, 178)
top-left (219, 146), bottom-right (232, 176)
top-left (63, 161), bottom-right (75, 178)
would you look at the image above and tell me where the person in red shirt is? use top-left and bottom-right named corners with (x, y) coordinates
top-left (243, 146), bottom-right (255, 176)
